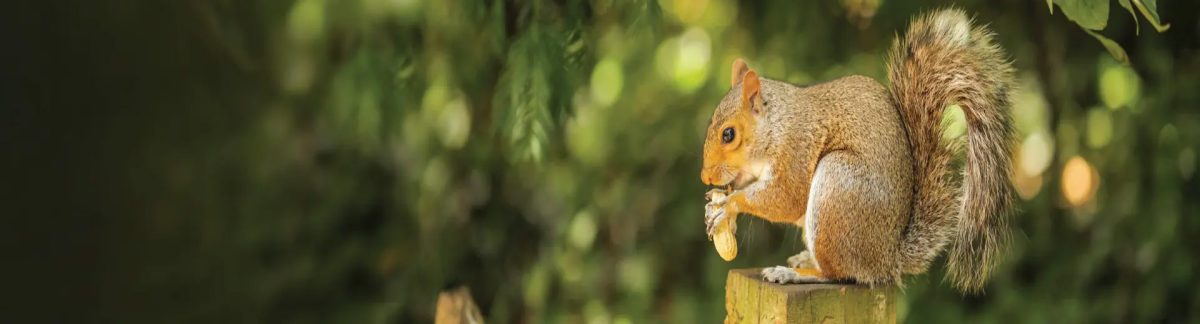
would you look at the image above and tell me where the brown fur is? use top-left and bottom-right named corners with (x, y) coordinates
top-left (701, 8), bottom-right (1014, 293)
top-left (889, 9), bottom-right (1016, 293)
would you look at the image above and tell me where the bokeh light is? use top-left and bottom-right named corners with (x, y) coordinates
top-left (941, 104), bottom-right (967, 141)
top-left (1086, 107), bottom-right (1114, 149)
top-left (1016, 130), bottom-right (1054, 200)
top-left (591, 58), bottom-right (624, 107)
top-left (1099, 59), bottom-right (1142, 110)
top-left (673, 27), bottom-right (712, 93)
top-left (1062, 156), bottom-right (1098, 207)
top-left (12, 1), bottom-right (1200, 323)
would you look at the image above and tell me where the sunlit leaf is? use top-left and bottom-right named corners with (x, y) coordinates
top-left (1053, 0), bottom-right (1109, 30)
top-left (1132, 0), bottom-right (1171, 32)
top-left (1083, 28), bottom-right (1130, 65)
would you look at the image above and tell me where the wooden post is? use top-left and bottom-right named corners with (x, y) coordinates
top-left (435, 286), bottom-right (485, 324)
top-left (724, 269), bottom-right (896, 323)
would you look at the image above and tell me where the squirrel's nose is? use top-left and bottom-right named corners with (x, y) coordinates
top-left (701, 169), bottom-right (712, 185)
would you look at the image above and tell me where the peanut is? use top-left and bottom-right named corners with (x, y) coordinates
top-left (713, 215), bottom-right (738, 261)
top-left (706, 191), bottom-right (737, 261)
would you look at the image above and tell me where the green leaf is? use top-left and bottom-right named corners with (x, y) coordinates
top-left (1047, 0), bottom-right (1055, 14)
top-left (1117, 0), bottom-right (1139, 34)
top-left (1083, 28), bottom-right (1130, 65)
top-left (1053, 0), bottom-right (1109, 30)
top-left (1132, 0), bottom-right (1171, 32)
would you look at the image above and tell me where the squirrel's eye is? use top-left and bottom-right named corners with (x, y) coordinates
top-left (721, 127), bottom-right (735, 144)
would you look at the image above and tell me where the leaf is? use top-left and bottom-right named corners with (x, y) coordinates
top-left (493, 34), bottom-right (555, 164)
top-left (1117, 0), bottom-right (1139, 34)
top-left (1053, 0), bottom-right (1109, 30)
top-left (1047, 0), bottom-right (1055, 14)
top-left (1132, 0), bottom-right (1171, 32)
top-left (1083, 28), bottom-right (1130, 65)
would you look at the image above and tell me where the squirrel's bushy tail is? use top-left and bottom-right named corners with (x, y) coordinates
top-left (887, 8), bottom-right (1015, 293)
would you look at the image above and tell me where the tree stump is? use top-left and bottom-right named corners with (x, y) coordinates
top-left (724, 269), bottom-right (896, 323)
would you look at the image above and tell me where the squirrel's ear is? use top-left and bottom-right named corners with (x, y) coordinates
top-left (731, 59), bottom-right (751, 87)
top-left (740, 70), bottom-right (762, 114)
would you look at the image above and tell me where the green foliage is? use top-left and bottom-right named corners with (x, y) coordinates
top-left (1050, 0), bottom-right (1169, 64)
top-left (7, 0), bottom-right (1200, 323)
top-left (1054, 0), bottom-right (1110, 30)
top-left (1084, 28), bottom-right (1131, 64)
top-left (1132, 0), bottom-right (1171, 31)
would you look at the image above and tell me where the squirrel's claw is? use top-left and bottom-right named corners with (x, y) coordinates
top-left (705, 188), bottom-right (727, 202)
top-left (704, 208), bottom-right (723, 239)
top-left (704, 200), bottom-right (729, 239)
top-left (704, 188), bottom-right (732, 239)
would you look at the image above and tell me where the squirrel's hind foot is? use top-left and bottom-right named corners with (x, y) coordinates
top-left (786, 251), bottom-right (817, 268)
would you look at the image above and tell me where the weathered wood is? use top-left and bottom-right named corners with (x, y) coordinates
top-left (435, 286), bottom-right (485, 324)
top-left (724, 269), bottom-right (896, 324)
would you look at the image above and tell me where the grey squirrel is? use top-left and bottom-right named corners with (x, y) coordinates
top-left (700, 8), bottom-right (1015, 293)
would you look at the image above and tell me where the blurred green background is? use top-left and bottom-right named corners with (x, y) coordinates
top-left (3, 0), bottom-right (1198, 322)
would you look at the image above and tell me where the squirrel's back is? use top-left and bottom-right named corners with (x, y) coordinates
top-left (761, 74), bottom-right (916, 285)
top-left (887, 8), bottom-right (1016, 293)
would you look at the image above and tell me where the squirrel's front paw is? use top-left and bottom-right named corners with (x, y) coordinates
top-left (705, 188), bottom-right (727, 202)
top-left (704, 203), bottom-right (726, 238)
top-left (704, 191), bottom-right (732, 239)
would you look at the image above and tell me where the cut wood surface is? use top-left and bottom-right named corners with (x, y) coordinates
top-left (725, 269), bottom-right (896, 323)
top-left (435, 286), bottom-right (485, 324)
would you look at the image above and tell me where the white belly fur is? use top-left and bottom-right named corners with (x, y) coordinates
top-left (803, 162), bottom-right (826, 271)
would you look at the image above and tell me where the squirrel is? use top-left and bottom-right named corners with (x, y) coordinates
top-left (700, 8), bottom-right (1015, 293)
